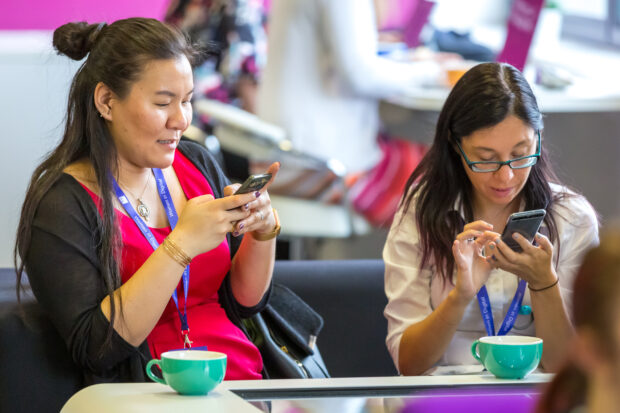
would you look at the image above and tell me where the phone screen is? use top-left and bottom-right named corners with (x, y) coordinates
top-left (501, 209), bottom-right (546, 253)
top-left (234, 173), bottom-right (272, 195)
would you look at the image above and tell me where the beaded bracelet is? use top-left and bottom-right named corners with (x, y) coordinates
top-left (162, 237), bottom-right (192, 268)
top-left (528, 278), bottom-right (559, 292)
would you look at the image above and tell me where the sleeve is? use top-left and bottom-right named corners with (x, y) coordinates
top-left (383, 203), bottom-right (435, 371)
top-left (552, 194), bottom-right (600, 313)
top-left (318, 0), bottom-right (440, 98)
top-left (25, 178), bottom-right (140, 377)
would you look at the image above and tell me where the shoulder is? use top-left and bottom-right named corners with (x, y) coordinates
top-left (63, 158), bottom-right (98, 193)
top-left (35, 174), bottom-right (99, 231)
top-left (549, 183), bottom-right (599, 236)
top-left (385, 199), bottom-right (422, 254)
top-left (550, 183), bottom-right (598, 224)
top-left (177, 138), bottom-right (231, 197)
top-left (178, 139), bottom-right (224, 177)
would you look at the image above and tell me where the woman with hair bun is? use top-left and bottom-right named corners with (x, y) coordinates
top-left (536, 229), bottom-right (620, 413)
top-left (383, 62), bottom-right (599, 376)
top-left (14, 18), bottom-right (280, 384)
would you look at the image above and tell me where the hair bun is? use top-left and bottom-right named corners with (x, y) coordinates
top-left (53, 22), bottom-right (106, 60)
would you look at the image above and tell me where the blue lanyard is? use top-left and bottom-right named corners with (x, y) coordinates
top-left (111, 169), bottom-right (193, 348)
top-left (476, 279), bottom-right (527, 336)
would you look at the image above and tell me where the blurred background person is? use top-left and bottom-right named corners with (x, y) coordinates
top-left (166, 0), bottom-right (268, 114)
top-left (536, 228), bottom-right (620, 413)
top-left (256, 0), bottom-right (450, 226)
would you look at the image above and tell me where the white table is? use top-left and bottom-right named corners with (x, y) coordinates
top-left (61, 373), bottom-right (552, 413)
top-left (388, 80), bottom-right (620, 113)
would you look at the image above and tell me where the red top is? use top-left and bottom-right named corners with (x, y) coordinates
top-left (81, 150), bottom-right (263, 380)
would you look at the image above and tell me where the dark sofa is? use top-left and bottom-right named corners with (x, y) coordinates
top-left (0, 260), bottom-right (395, 412)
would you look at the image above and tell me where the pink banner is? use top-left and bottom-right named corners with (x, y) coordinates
top-left (0, 0), bottom-right (170, 30)
top-left (496, 0), bottom-right (545, 71)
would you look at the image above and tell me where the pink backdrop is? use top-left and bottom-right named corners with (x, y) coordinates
top-left (0, 0), bottom-right (171, 30)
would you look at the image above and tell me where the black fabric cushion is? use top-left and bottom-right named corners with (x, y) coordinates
top-left (273, 260), bottom-right (397, 377)
top-left (0, 302), bottom-right (81, 413)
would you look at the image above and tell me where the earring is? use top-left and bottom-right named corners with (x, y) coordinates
top-left (99, 112), bottom-right (103, 118)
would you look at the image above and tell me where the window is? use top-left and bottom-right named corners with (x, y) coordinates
top-left (562, 0), bottom-right (620, 47)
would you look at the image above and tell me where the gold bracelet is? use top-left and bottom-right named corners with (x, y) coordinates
top-left (162, 237), bottom-right (192, 268)
top-left (251, 208), bottom-right (281, 241)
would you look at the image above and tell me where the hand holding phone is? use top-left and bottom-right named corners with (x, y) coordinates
top-left (234, 173), bottom-right (272, 195)
top-left (501, 209), bottom-right (546, 253)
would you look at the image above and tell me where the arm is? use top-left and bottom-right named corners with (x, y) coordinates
top-left (26, 178), bottom-right (139, 374)
top-left (177, 140), bottom-right (277, 311)
top-left (384, 205), bottom-right (494, 375)
top-left (227, 163), bottom-right (280, 307)
top-left (101, 190), bottom-right (258, 346)
top-left (488, 196), bottom-right (599, 371)
top-left (320, 0), bottom-right (439, 98)
top-left (398, 291), bottom-right (471, 375)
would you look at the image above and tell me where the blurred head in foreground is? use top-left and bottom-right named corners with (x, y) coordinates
top-left (537, 227), bottom-right (620, 413)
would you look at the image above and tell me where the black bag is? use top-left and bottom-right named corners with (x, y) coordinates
top-left (242, 283), bottom-right (330, 379)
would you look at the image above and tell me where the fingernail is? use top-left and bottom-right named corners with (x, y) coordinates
top-left (536, 234), bottom-right (541, 239)
top-left (233, 231), bottom-right (239, 237)
top-left (255, 191), bottom-right (261, 198)
top-left (492, 255), bottom-right (497, 261)
top-left (243, 203), bottom-right (250, 210)
top-left (239, 223), bottom-right (244, 229)
top-left (495, 238), bottom-right (501, 244)
top-left (513, 233), bottom-right (520, 239)
top-left (489, 243), bottom-right (495, 250)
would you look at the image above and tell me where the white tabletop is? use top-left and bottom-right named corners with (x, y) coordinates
top-left (61, 373), bottom-right (552, 413)
top-left (387, 80), bottom-right (620, 113)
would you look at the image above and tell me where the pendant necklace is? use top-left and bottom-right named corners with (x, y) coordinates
top-left (121, 170), bottom-right (152, 222)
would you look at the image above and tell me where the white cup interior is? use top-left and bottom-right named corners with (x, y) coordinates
top-left (161, 350), bottom-right (227, 361)
top-left (479, 336), bottom-right (542, 345)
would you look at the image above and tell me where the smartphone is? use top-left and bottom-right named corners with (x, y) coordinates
top-left (234, 173), bottom-right (272, 195)
top-left (501, 209), bottom-right (547, 253)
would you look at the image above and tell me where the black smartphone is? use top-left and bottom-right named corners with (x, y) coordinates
top-left (234, 173), bottom-right (272, 195)
top-left (501, 209), bottom-right (547, 253)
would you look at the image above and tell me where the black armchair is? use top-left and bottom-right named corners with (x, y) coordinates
top-left (0, 260), bottom-right (395, 412)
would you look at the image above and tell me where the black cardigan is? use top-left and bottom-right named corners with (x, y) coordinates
top-left (25, 139), bottom-right (270, 386)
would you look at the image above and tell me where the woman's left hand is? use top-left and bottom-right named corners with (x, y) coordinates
top-left (223, 162), bottom-right (280, 237)
top-left (485, 232), bottom-right (558, 289)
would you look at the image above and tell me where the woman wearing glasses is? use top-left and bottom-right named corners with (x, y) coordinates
top-left (383, 62), bottom-right (599, 376)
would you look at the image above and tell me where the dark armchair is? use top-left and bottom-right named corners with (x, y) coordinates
top-left (0, 260), bottom-right (395, 412)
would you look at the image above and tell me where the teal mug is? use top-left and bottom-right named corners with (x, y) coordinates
top-left (146, 350), bottom-right (227, 395)
top-left (471, 336), bottom-right (543, 379)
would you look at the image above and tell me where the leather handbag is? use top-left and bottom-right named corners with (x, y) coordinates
top-left (242, 283), bottom-right (330, 379)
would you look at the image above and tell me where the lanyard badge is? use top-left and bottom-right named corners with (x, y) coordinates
top-left (111, 169), bottom-right (196, 349)
top-left (476, 279), bottom-right (527, 336)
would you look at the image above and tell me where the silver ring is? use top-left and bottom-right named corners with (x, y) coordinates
top-left (257, 210), bottom-right (264, 221)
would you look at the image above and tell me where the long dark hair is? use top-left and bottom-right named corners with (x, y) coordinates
top-left (536, 229), bottom-right (620, 413)
top-left (14, 18), bottom-right (201, 349)
top-left (400, 62), bottom-right (563, 283)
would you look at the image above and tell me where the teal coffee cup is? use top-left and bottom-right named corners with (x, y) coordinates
top-left (471, 336), bottom-right (543, 379)
top-left (146, 350), bottom-right (227, 395)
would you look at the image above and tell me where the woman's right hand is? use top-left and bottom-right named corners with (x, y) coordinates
top-left (170, 191), bottom-right (259, 258)
top-left (451, 221), bottom-right (497, 303)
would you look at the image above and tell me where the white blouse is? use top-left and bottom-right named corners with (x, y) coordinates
top-left (257, 0), bottom-right (440, 173)
top-left (383, 184), bottom-right (599, 372)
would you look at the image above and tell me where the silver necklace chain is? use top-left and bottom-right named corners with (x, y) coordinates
top-left (120, 170), bottom-right (152, 222)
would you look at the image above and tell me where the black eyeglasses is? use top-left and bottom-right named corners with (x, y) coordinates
top-left (456, 131), bottom-right (541, 173)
